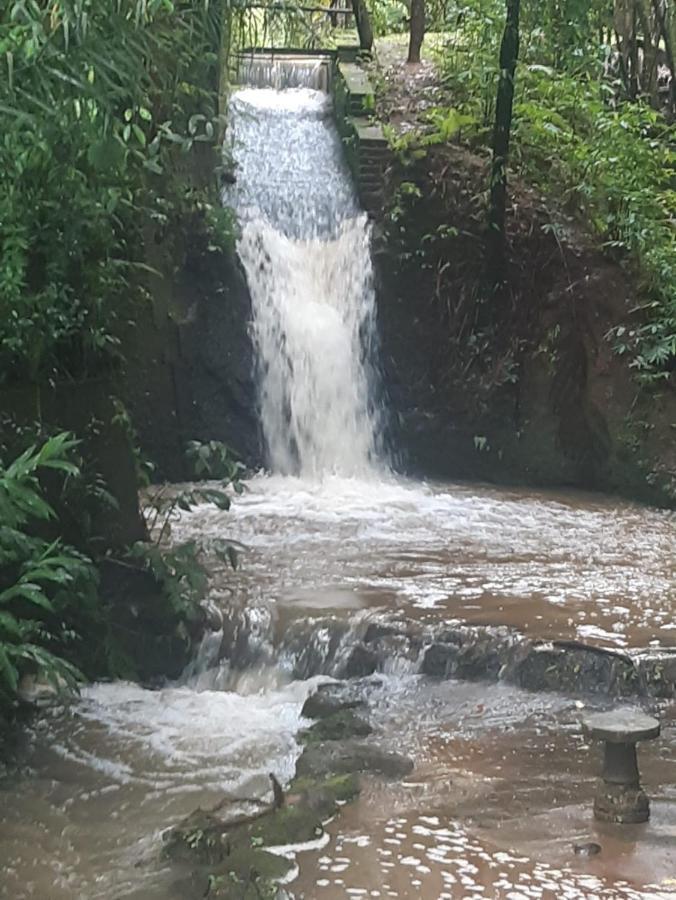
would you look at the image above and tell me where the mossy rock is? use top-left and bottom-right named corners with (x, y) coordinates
top-left (205, 848), bottom-right (293, 898)
top-left (165, 773), bottom-right (362, 890)
top-left (228, 803), bottom-right (324, 851)
top-left (296, 740), bottom-right (414, 780)
top-left (288, 772), bottom-right (361, 819)
top-left (163, 807), bottom-right (231, 865)
top-left (299, 709), bottom-right (372, 744)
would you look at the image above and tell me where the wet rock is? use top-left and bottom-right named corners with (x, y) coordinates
top-left (295, 740), bottom-right (414, 780)
top-left (370, 633), bottom-right (421, 671)
top-left (163, 806), bottom-right (233, 864)
top-left (181, 848), bottom-right (293, 899)
top-left (339, 642), bottom-right (378, 678)
top-left (454, 631), bottom-right (510, 681)
top-left (301, 681), bottom-right (369, 719)
top-left (513, 642), bottom-right (639, 696)
top-left (421, 627), bottom-right (515, 681)
top-left (288, 772), bottom-right (361, 819)
top-left (422, 642), bottom-right (457, 677)
top-left (299, 709), bottom-right (372, 743)
top-left (227, 803), bottom-right (324, 849)
top-left (636, 651), bottom-right (676, 699)
top-left (573, 842), bottom-right (602, 856)
top-left (164, 771), bottom-right (362, 878)
top-left (283, 617), bottom-right (352, 679)
top-left (163, 799), bottom-right (321, 865)
top-left (363, 622), bottom-right (402, 643)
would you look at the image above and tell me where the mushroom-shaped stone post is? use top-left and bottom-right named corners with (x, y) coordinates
top-left (582, 709), bottom-right (660, 824)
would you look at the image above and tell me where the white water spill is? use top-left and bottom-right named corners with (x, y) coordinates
top-left (0, 675), bottom-right (322, 899)
top-left (224, 87), bottom-right (384, 478)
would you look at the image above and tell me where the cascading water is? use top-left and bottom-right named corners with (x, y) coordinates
top-left (3, 61), bottom-right (676, 900)
top-left (224, 79), bottom-right (384, 478)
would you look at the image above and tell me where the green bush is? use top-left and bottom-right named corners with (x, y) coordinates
top-left (0, 433), bottom-right (99, 711)
top-left (427, 18), bottom-right (676, 378)
top-left (0, 0), bottom-right (225, 385)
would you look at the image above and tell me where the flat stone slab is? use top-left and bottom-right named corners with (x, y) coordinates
top-left (582, 709), bottom-right (660, 743)
top-left (352, 118), bottom-right (387, 144)
top-left (338, 61), bottom-right (373, 97)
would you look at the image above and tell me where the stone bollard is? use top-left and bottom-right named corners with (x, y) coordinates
top-left (582, 709), bottom-right (660, 824)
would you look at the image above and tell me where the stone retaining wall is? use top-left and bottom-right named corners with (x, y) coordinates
top-left (333, 50), bottom-right (391, 217)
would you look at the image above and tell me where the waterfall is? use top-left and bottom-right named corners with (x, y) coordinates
top-left (224, 79), bottom-right (384, 479)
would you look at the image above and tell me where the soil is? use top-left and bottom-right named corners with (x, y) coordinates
top-left (370, 36), bottom-right (676, 504)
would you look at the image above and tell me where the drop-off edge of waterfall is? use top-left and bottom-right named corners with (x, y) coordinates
top-left (223, 77), bottom-right (387, 480)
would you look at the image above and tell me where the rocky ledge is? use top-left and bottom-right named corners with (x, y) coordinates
top-left (163, 681), bottom-right (413, 898)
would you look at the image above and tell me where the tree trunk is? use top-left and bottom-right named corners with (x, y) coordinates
top-left (651, 0), bottom-right (676, 112)
top-left (351, 0), bottom-right (374, 51)
top-left (487, 0), bottom-right (520, 287)
top-left (218, 1), bottom-right (233, 140)
top-left (407, 0), bottom-right (425, 63)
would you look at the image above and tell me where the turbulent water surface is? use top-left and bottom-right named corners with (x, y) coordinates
top-left (1, 76), bottom-right (676, 900)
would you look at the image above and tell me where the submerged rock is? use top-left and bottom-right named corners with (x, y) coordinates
top-left (300, 709), bottom-right (372, 743)
top-left (339, 642), bottom-right (378, 678)
top-left (295, 740), bottom-right (414, 779)
top-left (301, 681), bottom-right (371, 719)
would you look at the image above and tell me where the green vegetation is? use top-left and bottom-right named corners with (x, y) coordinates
top-left (373, 0), bottom-right (676, 378)
top-left (0, 3), bottom-right (256, 718)
top-left (0, 0), bottom-right (226, 386)
top-left (0, 432), bottom-right (244, 717)
top-left (0, 434), bottom-right (97, 712)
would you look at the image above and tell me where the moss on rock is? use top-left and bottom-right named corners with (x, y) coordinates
top-left (299, 708), bottom-right (372, 743)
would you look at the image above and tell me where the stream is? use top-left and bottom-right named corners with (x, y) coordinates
top-left (1, 69), bottom-right (676, 900)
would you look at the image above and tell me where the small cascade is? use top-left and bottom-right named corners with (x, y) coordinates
top-left (237, 54), bottom-right (330, 91)
top-left (203, 604), bottom-right (428, 682)
top-left (224, 73), bottom-right (386, 478)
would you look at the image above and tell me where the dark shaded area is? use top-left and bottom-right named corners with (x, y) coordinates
top-left (373, 143), bottom-right (676, 504)
top-left (121, 212), bottom-right (261, 482)
top-left (0, 379), bottom-right (145, 548)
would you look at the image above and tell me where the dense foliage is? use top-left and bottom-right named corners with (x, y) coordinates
top-left (0, 0), bottom-right (225, 385)
top-left (0, 434), bottom-right (97, 712)
top-left (372, 0), bottom-right (676, 376)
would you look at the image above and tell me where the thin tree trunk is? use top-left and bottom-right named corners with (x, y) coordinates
top-left (487, 0), bottom-right (520, 287)
top-left (350, 0), bottom-right (373, 51)
top-left (651, 0), bottom-right (676, 112)
top-left (218, 1), bottom-right (233, 141)
top-left (407, 0), bottom-right (425, 63)
top-left (635, 0), bottom-right (659, 101)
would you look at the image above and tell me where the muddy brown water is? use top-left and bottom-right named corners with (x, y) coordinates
top-left (1, 474), bottom-right (675, 898)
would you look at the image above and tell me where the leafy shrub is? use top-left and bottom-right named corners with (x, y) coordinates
top-left (429, 21), bottom-right (676, 378)
top-left (0, 0), bottom-right (225, 385)
top-left (0, 433), bottom-right (99, 711)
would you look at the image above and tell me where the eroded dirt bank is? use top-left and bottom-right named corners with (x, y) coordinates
top-left (370, 45), bottom-right (676, 505)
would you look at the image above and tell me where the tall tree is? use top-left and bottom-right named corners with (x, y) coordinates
top-left (487, 0), bottom-right (521, 285)
top-left (351, 0), bottom-right (374, 51)
top-left (408, 0), bottom-right (425, 63)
